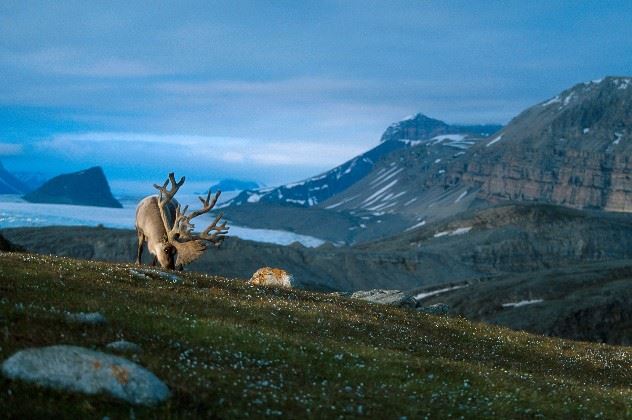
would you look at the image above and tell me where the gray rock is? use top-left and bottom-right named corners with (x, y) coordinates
top-left (351, 289), bottom-right (417, 308)
top-left (65, 311), bottom-right (106, 325)
top-left (130, 268), bottom-right (181, 284)
top-left (1, 345), bottom-right (169, 406)
top-left (418, 303), bottom-right (450, 315)
top-left (106, 340), bottom-right (142, 354)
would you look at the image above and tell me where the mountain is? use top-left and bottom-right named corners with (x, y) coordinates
top-left (454, 76), bottom-right (632, 211)
top-left (222, 114), bottom-right (501, 243)
top-left (226, 139), bottom-right (408, 208)
top-left (12, 171), bottom-right (49, 191)
top-left (311, 76), bottom-right (632, 237)
top-left (226, 114), bottom-right (500, 208)
top-left (380, 113), bottom-right (501, 143)
top-left (208, 178), bottom-right (259, 192)
top-left (23, 166), bottom-right (122, 208)
top-left (0, 161), bottom-right (31, 194)
top-left (413, 259), bottom-right (632, 346)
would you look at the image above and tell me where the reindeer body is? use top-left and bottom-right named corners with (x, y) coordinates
top-left (134, 173), bottom-right (228, 270)
top-left (135, 195), bottom-right (178, 269)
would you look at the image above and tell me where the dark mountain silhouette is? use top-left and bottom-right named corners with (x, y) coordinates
top-left (23, 166), bottom-right (122, 208)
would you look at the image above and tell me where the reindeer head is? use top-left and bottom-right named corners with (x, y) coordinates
top-left (155, 236), bottom-right (176, 269)
top-left (152, 172), bottom-right (229, 269)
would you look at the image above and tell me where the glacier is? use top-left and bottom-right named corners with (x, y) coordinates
top-left (0, 195), bottom-right (325, 248)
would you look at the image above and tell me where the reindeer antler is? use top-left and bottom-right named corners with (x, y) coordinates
top-left (154, 172), bottom-right (185, 242)
top-left (152, 173), bottom-right (229, 265)
top-left (190, 211), bottom-right (229, 247)
top-left (146, 173), bottom-right (229, 268)
top-left (182, 190), bottom-right (229, 246)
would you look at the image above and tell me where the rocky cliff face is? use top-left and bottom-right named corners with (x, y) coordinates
top-left (23, 166), bottom-right (122, 208)
top-left (452, 77), bottom-right (632, 211)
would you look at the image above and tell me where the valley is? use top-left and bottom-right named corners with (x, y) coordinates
top-left (2, 77), bottom-right (632, 349)
top-left (4, 201), bottom-right (632, 345)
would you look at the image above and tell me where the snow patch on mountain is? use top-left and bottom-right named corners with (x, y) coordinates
top-left (415, 284), bottom-right (468, 301)
top-left (405, 220), bottom-right (426, 231)
top-left (486, 135), bottom-right (503, 147)
top-left (434, 226), bottom-right (472, 238)
top-left (247, 193), bottom-right (262, 203)
top-left (614, 78), bottom-right (631, 90)
top-left (502, 299), bottom-right (544, 308)
top-left (454, 190), bottom-right (468, 203)
top-left (613, 132), bottom-right (624, 145)
top-left (542, 96), bottom-right (561, 107)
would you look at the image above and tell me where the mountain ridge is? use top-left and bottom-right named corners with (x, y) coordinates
top-left (23, 166), bottom-right (122, 208)
top-left (226, 114), bottom-right (501, 210)
top-left (0, 161), bottom-right (31, 195)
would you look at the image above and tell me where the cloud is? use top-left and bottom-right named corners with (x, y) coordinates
top-left (37, 131), bottom-right (365, 169)
top-left (4, 2), bottom-right (632, 188)
top-left (5, 47), bottom-right (167, 78)
top-left (0, 143), bottom-right (23, 156)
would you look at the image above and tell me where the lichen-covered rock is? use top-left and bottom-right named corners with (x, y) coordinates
top-left (351, 289), bottom-right (417, 308)
top-left (248, 267), bottom-right (294, 288)
top-left (1, 345), bottom-right (169, 406)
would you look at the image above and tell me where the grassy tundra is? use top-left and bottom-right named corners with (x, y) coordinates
top-left (0, 251), bottom-right (631, 418)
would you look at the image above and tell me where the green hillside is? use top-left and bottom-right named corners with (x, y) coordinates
top-left (0, 252), bottom-right (630, 418)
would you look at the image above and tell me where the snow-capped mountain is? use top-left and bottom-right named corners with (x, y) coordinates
top-left (326, 76), bottom-right (632, 233)
top-left (318, 132), bottom-right (489, 223)
top-left (225, 76), bottom-right (632, 243)
top-left (379, 113), bottom-right (501, 143)
top-left (226, 114), bottom-right (500, 208)
top-left (225, 140), bottom-right (407, 208)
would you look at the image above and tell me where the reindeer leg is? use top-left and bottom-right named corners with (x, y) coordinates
top-left (136, 229), bottom-right (145, 265)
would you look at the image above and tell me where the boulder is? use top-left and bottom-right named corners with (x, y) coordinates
top-left (1, 345), bottom-right (169, 406)
top-left (350, 289), bottom-right (417, 308)
top-left (248, 267), bottom-right (294, 288)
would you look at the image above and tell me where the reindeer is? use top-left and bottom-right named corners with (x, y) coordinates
top-left (135, 172), bottom-right (228, 270)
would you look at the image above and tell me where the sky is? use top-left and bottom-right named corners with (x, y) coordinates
top-left (2, 1), bottom-right (632, 193)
